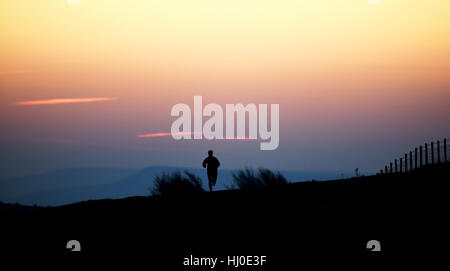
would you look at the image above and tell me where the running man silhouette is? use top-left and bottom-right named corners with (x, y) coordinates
top-left (202, 150), bottom-right (221, 192)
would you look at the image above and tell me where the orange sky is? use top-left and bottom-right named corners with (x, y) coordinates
top-left (2, 0), bottom-right (450, 88)
top-left (1, 0), bottom-right (450, 177)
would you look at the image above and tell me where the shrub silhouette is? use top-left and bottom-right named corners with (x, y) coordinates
top-left (232, 168), bottom-right (288, 190)
top-left (150, 171), bottom-right (204, 196)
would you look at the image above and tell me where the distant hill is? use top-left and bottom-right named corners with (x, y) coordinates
top-left (0, 168), bottom-right (137, 203)
top-left (0, 166), bottom-right (346, 206)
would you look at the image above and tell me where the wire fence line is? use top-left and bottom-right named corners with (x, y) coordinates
top-left (379, 138), bottom-right (448, 175)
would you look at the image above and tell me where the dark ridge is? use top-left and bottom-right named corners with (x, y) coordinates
top-left (1, 163), bottom-right (448, 264)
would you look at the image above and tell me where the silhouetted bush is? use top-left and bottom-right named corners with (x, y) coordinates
top-left (150, 171), bottom-right (204, 196)
top-left (232, 168), bottom-right (288, 190)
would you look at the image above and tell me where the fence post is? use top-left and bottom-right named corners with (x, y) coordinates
top-left (390, 162), bottom-right (393, 174)
top-left (400, 158), bottom-right (403, 173)
top-left (445, 138), bottom-right (447, 163)
top-left (409, 151), bottom-right (412, 171)
top-left (420, 146), bottom-right (423, 167)
top-left (405, 153), bottom-right (408, 172)
top-left (414, 148), bottom-right (418, 169)
top-left (425, 143), bottom-right (428, 165)
top-left (437, 140), bottom-right (441, 163)
top-left (431, 141), bottom-right (434, 164)
top-left (385, 165), bottom-right (388, 175)
top-left (395, 159), bottom-right (398, 173)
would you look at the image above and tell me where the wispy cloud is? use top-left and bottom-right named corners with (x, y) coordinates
top-left (0, 69), bottom-right (34, 76)
top-left (13, 97), bottom-right (118, 106)
top-left (137, 132), bottom-right (202, 138)
top-left (137, 132), bottom-right (258, 140)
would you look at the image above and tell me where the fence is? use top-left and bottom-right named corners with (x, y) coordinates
top-left (379, 138), bottom-right (448, 175)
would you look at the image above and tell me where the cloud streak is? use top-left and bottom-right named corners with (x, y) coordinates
top-left (137, 132), bottom-right (258, 140)
top-left (0, 69), bottom-right (34, 76)
top-left (13, 97), bottom-right (118, 106)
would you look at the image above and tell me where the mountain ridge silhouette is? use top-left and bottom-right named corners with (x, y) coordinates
top-left (0, 166), bottom-right (347, 206)
top-left (1, 163), bottom-right (447, 261)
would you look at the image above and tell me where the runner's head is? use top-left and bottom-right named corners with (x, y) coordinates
top-left (208, 150), bottom-right (213, 156)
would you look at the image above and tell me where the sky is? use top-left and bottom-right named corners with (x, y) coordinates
top-left (1, 0), bottom-right (450, 179)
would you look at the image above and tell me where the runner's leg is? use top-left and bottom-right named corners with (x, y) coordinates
top-left (208, 175), bottom-right (213, 192)
top-left (212, 171), bottom-right (217, 186)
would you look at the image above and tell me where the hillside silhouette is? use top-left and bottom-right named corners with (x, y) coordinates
top-left (1, 163), bottom-right (448, 265)
top-left (0, 166), bottom-right (344, 206)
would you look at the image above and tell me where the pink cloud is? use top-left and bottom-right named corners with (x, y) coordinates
top-left (137, 131), bottom-right (258, 140)
top-left (13, 97), bottom-right (118, 106)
